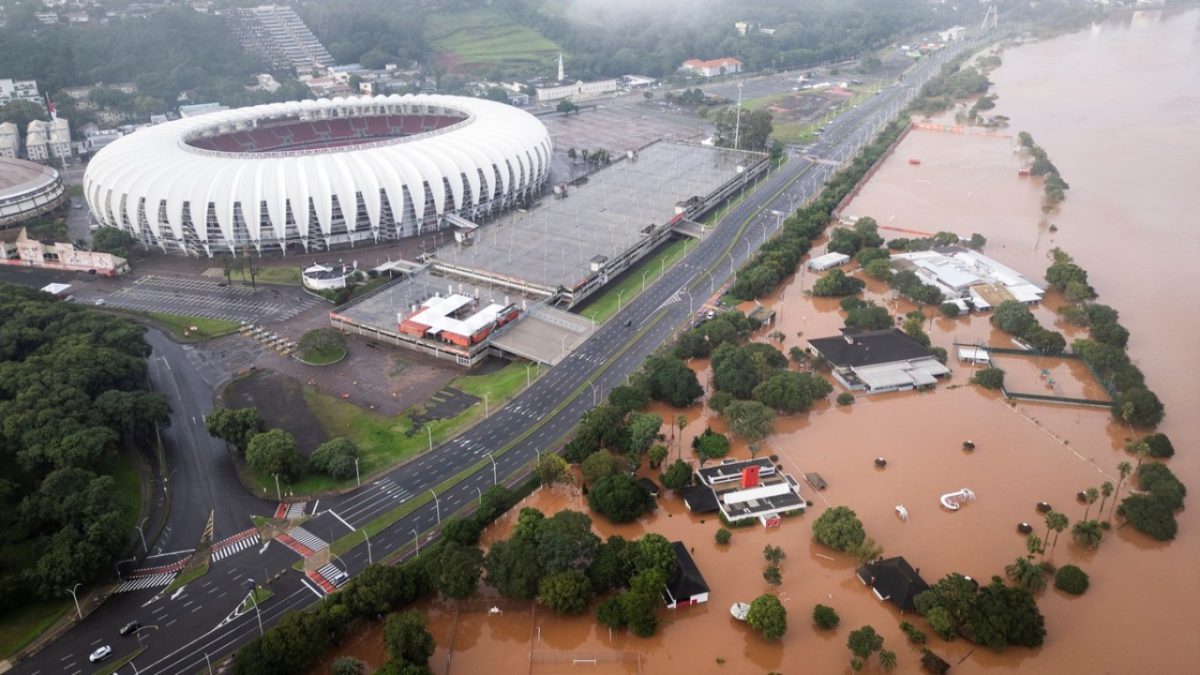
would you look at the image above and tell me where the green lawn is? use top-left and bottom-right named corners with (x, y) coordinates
top-left (255, 362), bottom-right (531, 496)
top-left (298, 344), bottom-right (347, 365)
top-left (0, 599), bottom-right (71, 660)
top-left (239, 587), bottom-right (274, 613)
top-left (144, 312), bottom-right (240, 340)
top-left (249, 266), bottom-right (302, 286)
top-left (580, 238), bottom-right (691, 325)
top-left (427, 9), bottom-right (560, 69)
top-left (164, 560), bottom-right (209, 595)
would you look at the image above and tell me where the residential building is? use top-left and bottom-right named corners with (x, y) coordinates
top-left (0, 79), bottom-right (41, 106)
top-left (620, 75), bottom-right (657, 89)
top-left (856, 557), bottom-right (930, 613)
top-left (808, 328), bottom-right (951, 394)
top-left (662, 542), bottom-right (710, 609)
top-left (680, 57), bottom-right (743, 78)
top-left (0, 227), bottom-right (129, 276)
top-left (82, 128), bottom-right (123, 154)
top-left (536, 79), bottom-right (619, 103)
top-left (25, 119), bottom-right (71, 163)
top-left (178, 102), bottom-right (228, 118)
top-left (0, 122), bottom-right (18, 158)
top-left (225, 5), bottom-right (335, 73)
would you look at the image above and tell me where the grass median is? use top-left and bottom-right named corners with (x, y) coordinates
top-left (144, 312), bottom-right (241, 340)
top-left (94, 646), bottom-right (146, 675)
top-left (239, 587), bottom-right (274, 613)
top-left (580, 238), bottom-right (691, 325)
top-left (164, 560), bottom-right (209, 595)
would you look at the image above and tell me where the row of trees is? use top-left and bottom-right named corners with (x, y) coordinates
top-left (1046, 249), bottom-right (1164, 427)
top-left (205, 408), bottom-right (362, 482)
top-left (989, 300), bottom-right (1067, 354)
top-left (0, 284), bottom-right (171, 610)
top-left (1018, 131), bottom-right (1070, 207)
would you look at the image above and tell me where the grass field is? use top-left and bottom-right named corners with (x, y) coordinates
top-left (144, 312), bottom-right (240, 340)
top-left (0, 599), bottom-right (70, 660)
top-left (427, 9), bottom-right (560, 72)
top-left (248, 266), bottom-right (302, 286)
top-left (298, 344), bottom-right (346, 366)
top-left (165, 560), bottom-right (209, 594)
top-left (252, 361), bottom-right (531, 496)
top-left (579, 238), bottom-right (691, 325)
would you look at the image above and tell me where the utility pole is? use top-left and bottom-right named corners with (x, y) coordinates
top-left (733, 81), bottom-right (744, 150)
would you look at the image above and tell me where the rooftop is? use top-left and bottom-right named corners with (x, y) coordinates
top-left (663, 541), bottom-right (709, 604)
top-left (696, 457), bottom-right (777, 486)
top-left (808, 328), bottom-right (936, 369)
top-left (856, 556), bottom-right (930, 613)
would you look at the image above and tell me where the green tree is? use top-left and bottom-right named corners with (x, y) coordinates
top-left (813, 604), bottom-right (840, 630)
top-left (1112, 461), bottom-right (1133, 520)
top-left (723, 400), bottom-right (775, 444)
top-left (848, 625), bottom-right (884, 662)
top-left (596, 595), bottom-right (627, 629)
top-left (1118, 494), bottom-right (1177, 540)
top-left (535, 453), bottom-right (571, 486)
top-left (538, 569), bottom-right (593, 615)
top-left (607, 384), bottom-right (649, 414)
top-left (879, 649), bottom-right (898, 672)
top-left (1098, 481), bottom-right (1114, 518)
top-left (589, 474), bottom-right (655, 523)
top-left (812, 268), bottom-right (866, 297)
top-left (297, 328), bottom-right (345, 358)
top-left (1044, 511), bottom-right (1069, 557)
top-left (763, 544), bottom-right (786, 566)
top-left (383, 610), bottom-right (435, 666)
top-left (205, 407), bottom-right (265, 453)
top-left (990, 300), bottom-right (1037, 336)
top-left (1111, 387), bottom-right (1165, 428)
top-left (581, 451), bottom-right (622, 483)
top-left (432, 542), bottom-right (483, 599)
top-left (1081, 486), bottom-right (1100, 521)
top-left (1053, 565), bottom-right (1089, 595)
top-left (1071, 519), bottom-right (1103, 549)
top-left (644, 356), bottom-right (704, 407)
top-left (660, 459), bottom-right (693, 491)
top-left (632, 533), bottom-right (677, 579)
top-left (969, 577), bottom-right (1046, 649)
top-left (441, 517), bottom-right (483, 547)
top-left (647, 444), bottom-right (669, 469)
top-left (845, 302), bottom-right (893, 330)
top-left (90, 227), bottom-right (139, 258)
top-left (747, 594), bottom-right (788, 639)
top-left (812, 506), bottom-right (866, 552)
top-left (1004, 556), bottom-right (1047, 593)
top-left (556, 99), bottom-right (579, 114)
top-left (622, 569), bottom-right (665, 637)
top-left (763, 565), bottom-right (783, 586)
top-left (309, 437), bottom-right (359, 480)
top-left (715, 528), bottom-right (731, 545)
top-left (537, 510), bottom-right (601, 574)
top-left (627, 413), bottom-right (663, 455)
top-left (245, 429), bottom-right (303, 479)
top-left (484, 535), bottom-right (543, 600)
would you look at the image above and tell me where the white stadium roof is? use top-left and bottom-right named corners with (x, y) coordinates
top-left (83, 94), bottom-right (552, 255)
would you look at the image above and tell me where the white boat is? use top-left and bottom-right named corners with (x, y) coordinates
top-left (730, 602), bottom-right (750, 621)
top-left (941, 488), bottom-right (976, 511)
top-left (895, 505), bottom-right (909, 521)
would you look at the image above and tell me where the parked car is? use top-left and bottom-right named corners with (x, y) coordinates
top-left (89, 645), bottom-right (112, 663)
top-left (119, 620), bottom-right (140, 636)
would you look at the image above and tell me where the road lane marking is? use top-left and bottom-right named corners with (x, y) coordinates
top-left (327, 509), bottom-right (354, 531)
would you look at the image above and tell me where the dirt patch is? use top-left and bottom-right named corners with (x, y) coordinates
top-left (224, 369), bottom-right (328, 456)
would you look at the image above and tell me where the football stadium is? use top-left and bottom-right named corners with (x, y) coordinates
top-left (82, 94), bottom-right (553, 256)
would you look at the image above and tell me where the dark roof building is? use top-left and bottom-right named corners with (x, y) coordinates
top-left (680, 485), bottom-right (719, 513)
top-left (856, 556), bottom-right (930, 613)
top-left (808, 328), bottom-right (950, 394)
top-left (663, 541), bottom-right (710, 609)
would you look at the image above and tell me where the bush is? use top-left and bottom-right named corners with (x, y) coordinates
top-left (1144, 433), bottom-right (1175, 459)
top-left (1053, 565), bottom-right (1089, 595)
top-left (972, 367), bottom-right (1005, 390)
top-left (1119, 494), bottom-right (1178, 541)
top-left (811, 506), bottom-right (865, 552)
top-left (715, 528), bottom-right (731, 545)
top-left (588, 474), bottom-right (655, 523)
top-left (309, 437), bottom-right (359, 480)
top-left (938, 302), bottom-right (961, 318)
top-left (899, 621), bottom-right (927, 644)
top-left (836, 392), bottom-right (855, 406)
top-left (813, 604), bottom-right (840, 630)
top-left (812, 268), bottom-right (866, 297)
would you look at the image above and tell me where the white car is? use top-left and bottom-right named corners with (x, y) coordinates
top-left (89, 645), bottom-right (112, 663)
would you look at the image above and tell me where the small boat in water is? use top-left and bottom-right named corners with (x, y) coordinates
top-left (941, 488), bottom-right (976, 511)
top-left (895, 505), bottom-right (909, 522)
top-left (730, 602), bottom-right (750, 621)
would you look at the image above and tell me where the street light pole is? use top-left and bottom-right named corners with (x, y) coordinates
top-left (488, 453), bottom-right (498, 485)
top-left (273, 474), bottom-right (281, 502)
top-left (641, 270), bottom-right (648, 293)
top-left (411, 528), bottom-right (420, 555)
top-left (362, 529), bottom-right (372, 564)
top-left (429, 489), bottom-right (441, 524)
top-left (247, 580), bottom-right (264, 636)
top-left (475, 486), bottom-right (482, 506)
top-left (426, 425), bottom-right (432, 452)
top-left (205, 652), bottom-right (214, 675)
top-left (135, 517), bottom-right (148, 553)
top-left (617, 289), bottom-right (624, 313)
top-left (354, 458), bottom-right (361, 487)
top-left (484, 393), bottom-right (489, 418)
top-left (66, 583), bottom-right (82, 620)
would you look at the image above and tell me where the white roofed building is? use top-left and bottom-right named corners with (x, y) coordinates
top-left (890, 247), bottom-right (1045, 308)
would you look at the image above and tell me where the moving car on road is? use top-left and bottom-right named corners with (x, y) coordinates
top-left (120, 620), bottom-right (140, 636)
top-left (89, 645), bottom-right (112, 662)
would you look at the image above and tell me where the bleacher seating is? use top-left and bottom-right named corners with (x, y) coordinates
top-left (187, 115), bottom-right (466, 153)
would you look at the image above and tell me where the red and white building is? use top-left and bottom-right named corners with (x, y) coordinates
top-left (398, 293), bottom-right (519, 348)
top-left (680, 57), bottom-right (743, 78)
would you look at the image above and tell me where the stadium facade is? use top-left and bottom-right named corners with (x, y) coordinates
top-left (0, 156), bottom-right (67, 230)
top-left (83, 95), bottom-right (553, 257)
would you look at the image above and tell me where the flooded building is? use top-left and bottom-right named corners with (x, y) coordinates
top-left (856, 556), bottom-right (931, 613)
top-left (692, 458), bottom-right (805, 525)
top-left (809, 328), bottom-right (950, 393)
top-left (890, 247), bottom-right (1045, 309)
top-left (663, 541), bottom-right (710, 609)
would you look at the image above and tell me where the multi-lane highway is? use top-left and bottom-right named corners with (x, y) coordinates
top-left (16, 37), bottom-right (975, 675)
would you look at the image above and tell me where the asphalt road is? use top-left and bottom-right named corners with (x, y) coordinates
top-left (16, 38), bottom-right (975, 675)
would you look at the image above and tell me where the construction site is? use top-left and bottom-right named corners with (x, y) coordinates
top-left (331, 140), bottom-right (766, 366)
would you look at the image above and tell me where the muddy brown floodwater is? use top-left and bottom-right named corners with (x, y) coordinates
top-left (313, 11), bottom-right (1200, 674)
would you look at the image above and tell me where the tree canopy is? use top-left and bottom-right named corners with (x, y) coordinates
top-left (588, 474), bottom-right (655, 523)
top-left (747, 593), bottom-right (788, 639)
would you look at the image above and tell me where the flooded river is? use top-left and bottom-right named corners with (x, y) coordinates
top-left (314, 10), bottom-right (1200, 674)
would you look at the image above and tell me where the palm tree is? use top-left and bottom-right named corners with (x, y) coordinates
top-left (1082, 487), bottom-right (1100, 521)
top-left (1005, 556), bottom-right (1047, 593)
top-left (676, 415), bottom-right (688, 456)
top-left (1098, 481), bottom-right (1114, 519)
top-left (1112, 462), bottom-right (1133, 520)
top-left (1072, 519), bottom-right (1103, 549)
top-left (879, 649), bottom-right (898, 672)
top-left (1130, 440), bottom-right (1150, 470)
top-left (1045, 511), bottom-right (1069, 557)
top-left (1025, 533), bottom-right (1043, 559)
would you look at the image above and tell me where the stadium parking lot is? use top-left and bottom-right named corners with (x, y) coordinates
top-left (71, 274), bottom-right (322, 324)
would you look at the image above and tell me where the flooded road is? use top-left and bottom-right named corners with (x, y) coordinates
top-left (314, 11), bottom-right (1200, 674)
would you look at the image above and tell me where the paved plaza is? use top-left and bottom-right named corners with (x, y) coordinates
top-left (73, 274), bottom-right (321, 323)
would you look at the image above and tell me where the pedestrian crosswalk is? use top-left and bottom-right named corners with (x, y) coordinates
top-left (212, 532), bottom-right (260, 562)
top-left (316, 563), bottom-right (348, 587)
top-left (288, 526), bottom-right (328, 552)
top-left (286, 502), bottom-right (307, 519)
top-left (115, 572), bottom-right (176, 593)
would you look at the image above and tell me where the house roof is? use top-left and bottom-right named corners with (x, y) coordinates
top-left (808, 328), bottom-right (935, 369)
top-left (664, 541), bottom-right (709, 602)
top-left (683, 57), bottom-right (743, 69)
top-left (680, 485), bottom-right (720, 513)
top-left (856, 556), bottom-right (930, 612)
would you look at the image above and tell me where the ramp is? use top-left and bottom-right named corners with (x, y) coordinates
top-left (492, 305), bottom-right (597, 365)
